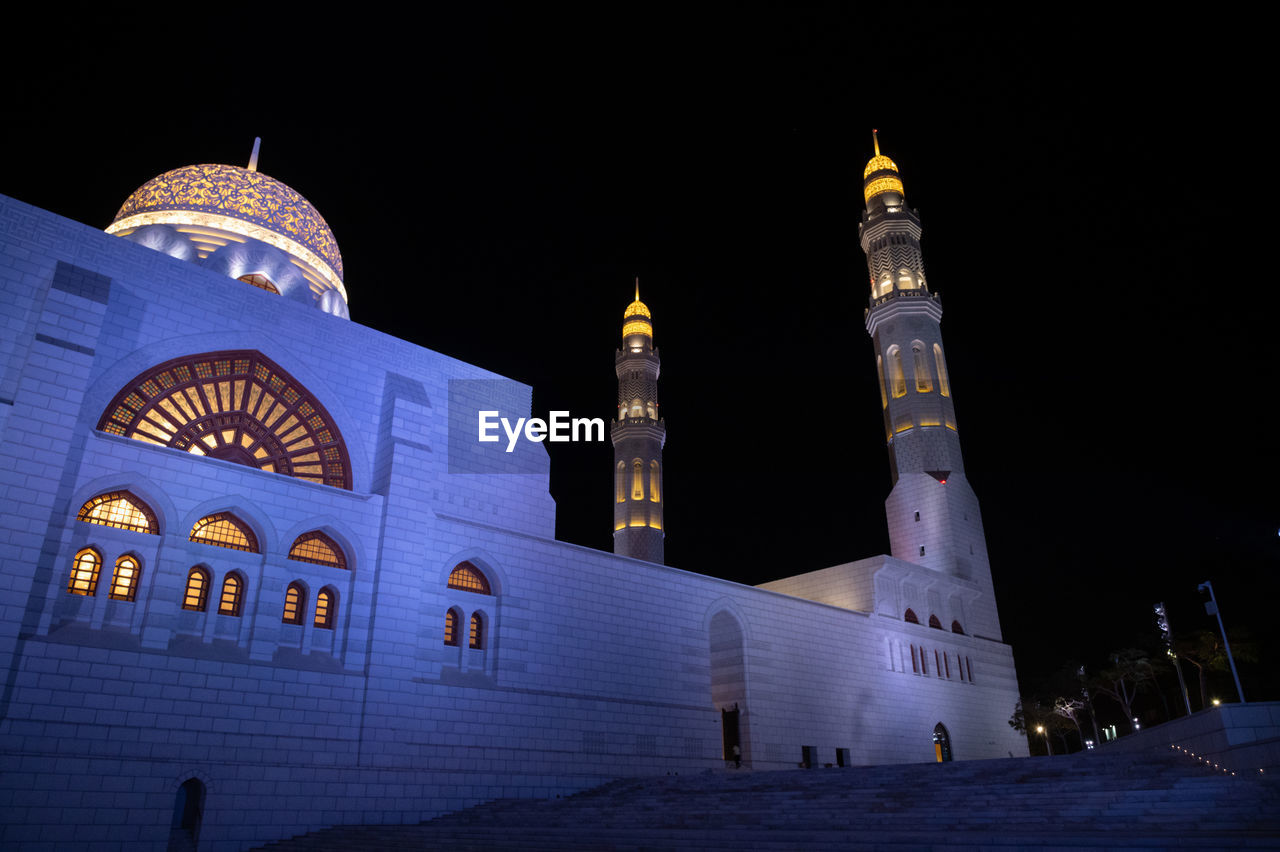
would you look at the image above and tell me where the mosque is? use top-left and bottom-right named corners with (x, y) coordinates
top-left (0, 135), bottom-right (1026, 850)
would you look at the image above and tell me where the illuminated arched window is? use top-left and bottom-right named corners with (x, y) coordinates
top-left (314, 587), bottom-right (335, 629)
top-left (444, 608), bottom-right (461, 646)
top-left (876, 355), bottom-right (888, 408)
top-left (108, 555), bottom-right (141, 601)
top-left (183, 568), bottom-right (209, 611)
top-left (283, 582), bottom-right (305, 625)
top-left (887, 346), bottom-right (906, 398)
top-left (898, 268), bottom-right (915, 290)
top-left (97, 351), bottom-right (351, 489)
top-left (649, 460), bottom-right (660, 502)
top-left (288, 531), bottom-right (347, 570)
top-left (928, 614), bottom-right (942, 629)
top-left (632, 459), bottom-right (644, 500)
top-left (469, 612), bottom-right (484, 649)
top-left (934, 343), bottom-right (950, 397)
top-left (447, 561), bottom-right (491, 595)
top-left (77, 491), bottom-right (158, 534)
top-left (190, 513), bottom-right (258, 552)
top-left (629, 398), bottom-right (644, 419)
top-left (903, 608), bottom-right (919, 624)
top-left (238, 273), bottom-right (280, 294)
top-left (912, 342), bottom-right (932, 393)
top-left (616, 462), bottom-right (626, 503)
top-left (951, 620), bottom-right (964, 635)
top-left (67, 547), bottom-right (102, 596)
top-left (219, 573), bottom-right (244, 616)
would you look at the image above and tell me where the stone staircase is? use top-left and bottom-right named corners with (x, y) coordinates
top-left (255, 747), bottom-right (1280, 850)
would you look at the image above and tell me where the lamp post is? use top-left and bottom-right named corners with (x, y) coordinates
top-left (1154, 602), bottom-right (1193, 716)
top-left (1198, 581), bottom-right (1246, 704)
top-left (1035, 724), bottom-right (1052, 756)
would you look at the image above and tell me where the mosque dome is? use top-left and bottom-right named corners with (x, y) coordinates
top-left (105, 162), bottom-right (348, 314)
top-left (862, 131), bottom-right (905, 206)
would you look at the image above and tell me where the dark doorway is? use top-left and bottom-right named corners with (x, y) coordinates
top-left (933, 723), bottom-right (953, 762)
top-left (721, 705), bottom-right (741, 766)
top-left (167, 778), bottom-right (204, 851)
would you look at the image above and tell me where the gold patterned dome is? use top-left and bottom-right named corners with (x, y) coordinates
top-left (622, 280), bottom-right (653, 339)
top-left (863, 130), bottom-right (905, 205)
top-left (106, 163), bottom-right (346, 301)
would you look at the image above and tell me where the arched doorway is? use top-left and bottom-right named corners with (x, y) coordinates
top-left (167, 778), bottom-right (204, 851)
top-left (709, 610), bottom-right (749, 767)
top-left (933, 723), bottom-right (953, 762)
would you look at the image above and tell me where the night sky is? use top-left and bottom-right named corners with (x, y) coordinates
top-left (6, 8), bottom-right (1276, 707)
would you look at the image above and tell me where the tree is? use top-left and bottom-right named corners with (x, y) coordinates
top-left (1176, 628), bottom-right (1259, 710)
top-left (1054, 696), bottom-right (1086, 749)
top-left (1090, 648), bottom-right (1156, 730)
top-left (1010, 698), bottom-right (1073, 755)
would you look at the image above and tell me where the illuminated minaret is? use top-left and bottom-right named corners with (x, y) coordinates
top-left (611, 281), bottom-right (665, 564)
top-left (860, 131), bottom-right (1003, 639)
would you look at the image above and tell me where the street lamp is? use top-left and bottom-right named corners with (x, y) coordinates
top-left (1035, 724), bottom-right (1052, 756)
top-left (1198, 581), bottom-right (1246, 704)
top-left (1155, 602), bottom-right (1193, 716)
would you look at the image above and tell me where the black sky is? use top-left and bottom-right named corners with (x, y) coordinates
top-left (5, 7), bottom-right (1276, 702)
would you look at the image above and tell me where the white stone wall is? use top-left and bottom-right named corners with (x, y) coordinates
top-left (0, 194), bottom-right (1026, 851)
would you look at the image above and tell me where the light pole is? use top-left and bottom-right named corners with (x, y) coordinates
top-left (1036, 724), bottom-right (1052, 756)
top-left (1155, 602), bottom-right (1193, 716)
top-left (1198, 581), bottom-right (1246, 704)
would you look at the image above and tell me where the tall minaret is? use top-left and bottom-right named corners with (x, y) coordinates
top-left (860, 132), bottom-right (1003, 640)
top-left (611, 281), bottom-right (665, 564)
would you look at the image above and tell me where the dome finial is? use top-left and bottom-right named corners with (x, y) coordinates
top-left (248, 137), bottom-right (261, 172)
top-left (873, 128), bottom-right (881, 157)
top-left (635, 276), bottom-right (640, 302)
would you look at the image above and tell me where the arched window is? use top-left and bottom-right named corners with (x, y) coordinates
top-left (876, 355), bottom-right (888, 408)
top-left (912, 342), bottom-right (932, 393)
top-left (282, 582), bottom-right (305, 625)
top-left (97, 351), bottom-right (351, 489)
top-left (108, 555), bottom-right (141, 601)
top-left (903, 608), bottom-right (919, 624)
top-left (288, 531), bottom-right (347, 570)
top-left (237, 273), bottom-right (279, 294)
top-left (469, 612), bottom-right (484, 649)
top-left (67, 547), bottom-right (102, 596)
top-left (887, 346), bottom-right (906, 398)
top-left (934, 343), bottom-right (950, 397)
top-left (444, 608), bottom-right (461, 646)
top-left (910, 644), bottom-right (918, 673)
top-left (76, 491), bottom-right (158, 534)
top-left (170, 778), bottom-right (205, 850)
top-left (218, 573), bottom-right (244, 616)
top-left (629, 398), bottom-right (644, 419)
top-left (898, 268), bottom-right (915, 290)
top-left (649, 460), bottom-right (660, 502)
top-left (183, 568), bottom-right (209, 611)
top-left (616, 462), bottom-right (625, 503)
top-left (314, 587), bottom-right (335, 629)
top-left (632, 459), bottom-right (644, 500)
top-left (646, 402), bottom-right (657, 420)
top-left (447, 561), bottom-right (491, 595)
top-left (933, 723), bottom-right (953, 762)
top-left (928, 614), bottom-right (942, 629)
top-left (190, 513), bottom-right (259, 552)
top-left (951, 620), bottom-right (964, 635)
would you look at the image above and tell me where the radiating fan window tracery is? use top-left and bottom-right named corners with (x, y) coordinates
top-left (190, 513), bottom-right (259, 552)
top-left (77, 491), bottom-right (158, 535)
top-left (98, 351), bottom-right (351, 489)
top-left (447, 562), bottom-right (491, 595)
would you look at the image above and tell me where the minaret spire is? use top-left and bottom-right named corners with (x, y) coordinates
top-left (248, 137), bottom-right (261, 172)
top-left (873, 128), bottom-right (881, 157)
top-left (611, 283), bottom-right (665, 564)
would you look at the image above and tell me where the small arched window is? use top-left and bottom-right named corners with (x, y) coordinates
top-left (190, 513), bottom-right (259, 552)
top-left (616, 461), bottom-right (626, 503)
top-left (67, 547), bottom-right (102, 596)
top-left (469, 612), bottom-right (484, 649)
top-left (314, 587), bottom-right (335, 629)
top-left (632, 459), bottom-right (644, 500)
top-left (282, 582), bottom-right (305, 625)
top-left (951, 620), bottom-right (964, 635)
top-left (928, 614), bottom-right (943, 630)
top-left (447, 561), bottom-right (491, 595)
top-left (912, 342), bottom-right (932, 393)
top-left (887, 346), bottom-right (906, 398)
top-left (219, 573), bottom-right (244, 616)
top-left (934, 343), bottom-right (950, 397)
top-left (876, 355), bottom-right (888, 408)
top-left (108, 555), bottom-right (141, 601)
top-left (238, 273), bottom-right (280, 294)
top-left (183, 568), bottom-right (209, 611)
top-left (288, 531), bottom-right (347, 570)
top-left (77, 491), bottom-right (158, 534)
top-left (649, 460), bottom-right (660, 502)
top-left (444, 608), bottom-right (461, 646)
top-left (903, 608), bottom-right (919, 624)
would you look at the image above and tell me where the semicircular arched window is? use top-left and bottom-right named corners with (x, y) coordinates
top-left (238, 273), bottom-right (280, 294)
top-left (287, 531), bottom-right (347, 570)
top-left (97, 351), bottom-right (351, 489)
top-left (77, 491), bottom-right (158, 535)
top-left (447, 561), bottom-right (491, 595)
top-left (903, 608), bottom-right (919, 624)
top-left (190, 513), bottom-right (259, 552)
top-left (928, 614), bottom-right (943, 630)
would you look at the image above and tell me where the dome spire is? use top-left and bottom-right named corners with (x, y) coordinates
top-left (248, 137), bottom-right (261, 173)
top-left (873, 128), bottom-right (881, 157)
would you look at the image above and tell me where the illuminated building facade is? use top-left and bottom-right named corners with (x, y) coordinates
top-left (0, 143), bottom-right (1024, 851)
top-left (611, 283), bottom-right (665, 563)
